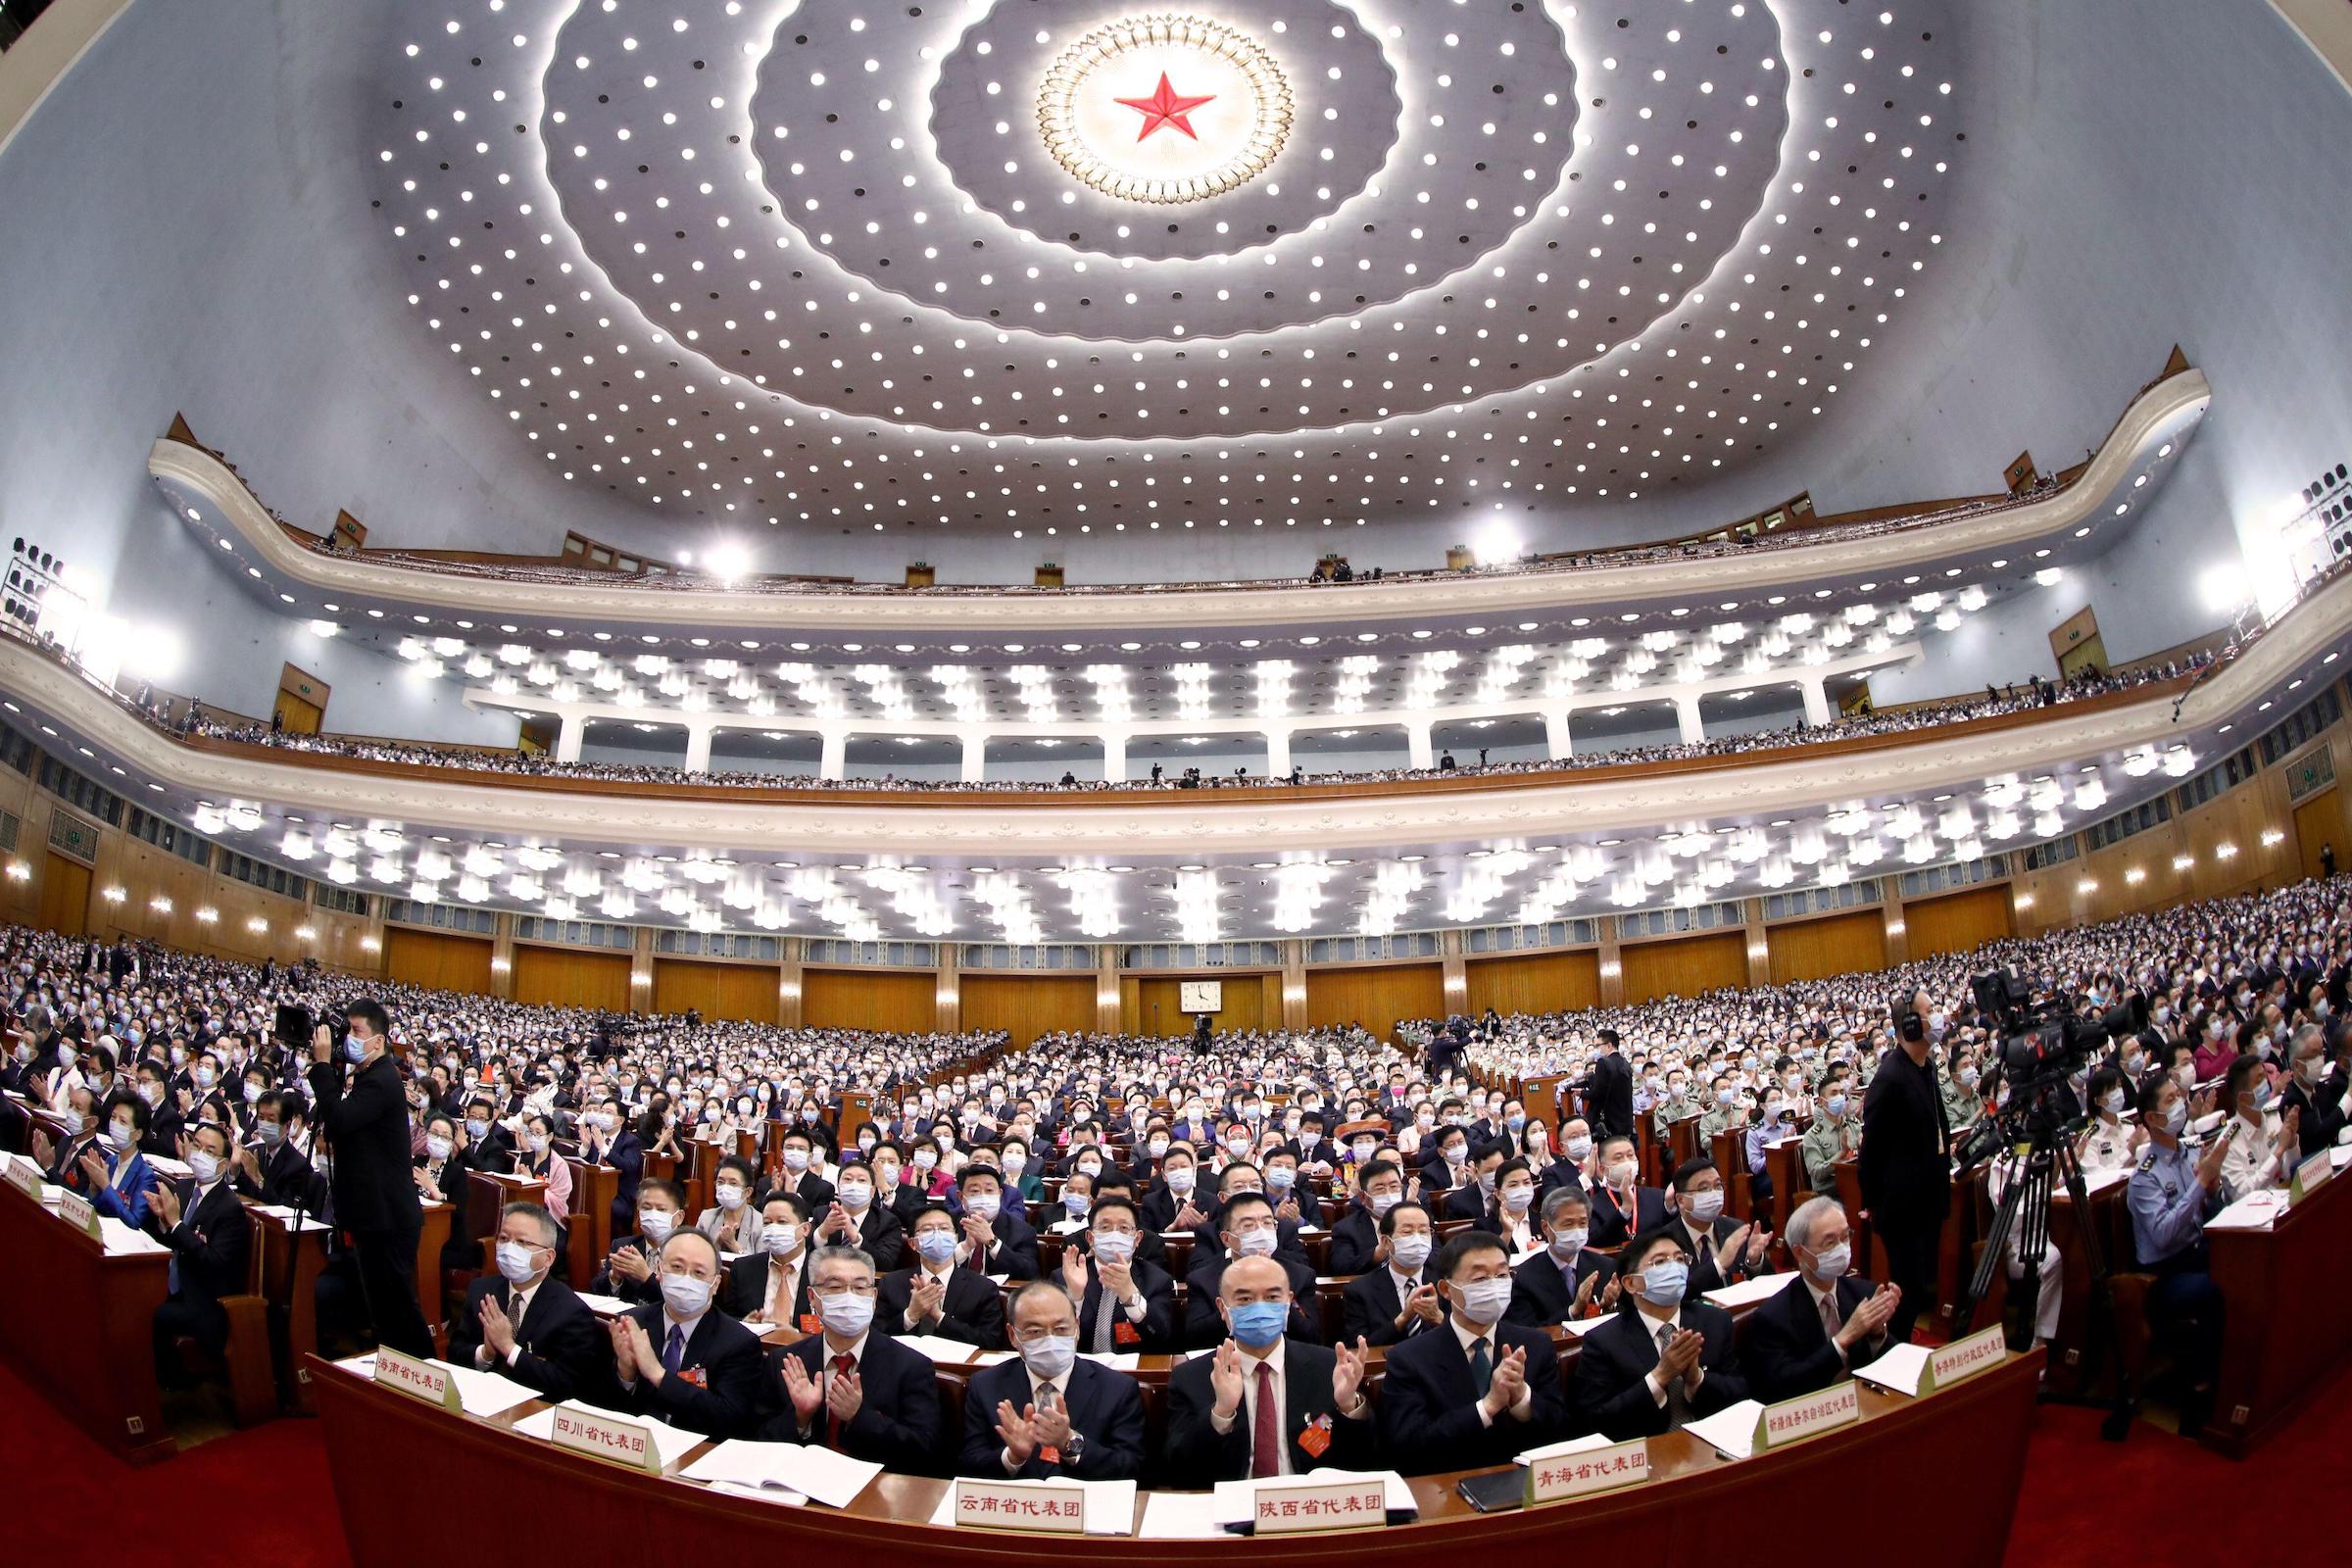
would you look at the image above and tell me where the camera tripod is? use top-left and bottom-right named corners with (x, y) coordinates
top-left (1952, 1115), bottom-right (2137, 1441)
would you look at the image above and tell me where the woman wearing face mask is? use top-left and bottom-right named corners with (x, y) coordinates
top-left (2075, 1066), bottom-right (2145, 1175)
top-left (1566, 1226), bottom-right (1750, 1442)
top-left (514, 1110), bottom-right (572, 1239)
top-left (696, 1156), bottom-right (764, 1255)
top-left (70, 1090), bottom-right (159, 1226)
top-left (412, 1110), bottom-right (479, 1271)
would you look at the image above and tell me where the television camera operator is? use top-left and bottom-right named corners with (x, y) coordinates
top-left (303, 996), bottom-right (434, 1358)
top-left (1859, 986), bottom-right (1950, 1345)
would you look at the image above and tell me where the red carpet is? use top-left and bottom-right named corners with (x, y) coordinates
top-left (1, 1351), bottom-right (2342, 1566)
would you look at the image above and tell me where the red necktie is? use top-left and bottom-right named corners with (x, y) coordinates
top-left (826, 1352), bottom-right (854, 1448)
top-left (1250, 1360), bottom-right (1281, 1478)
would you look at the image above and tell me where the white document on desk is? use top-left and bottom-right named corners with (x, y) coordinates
top-left (893, 1334), bottom-right (981, 1363)
top-left (927, 1477), bottom-right (1138, 1536)
top-left (681, 1440), bottom-right (882, 1508)
top-left (1560, 1314), bottom-right (1613, 1338)
top-left (513, 1402), bottom-right (704, 1470)
top-left (1138, 1490), bottom-right (1228, 1540)
top-left (1077, 1350), bottom-right (1140, 1371)
top-left (1210, 1470), bottom-right (1416, 1527)
top-left (248, 1203), bottom-right (333, 1233)
top-left (1853, 1342), bottom-right (1932, 1396)
top-left (445, 1363), bottom-right (542, 1419)
top-left (1514, 1432), bottom-right (1615, 1465)
top-left (1702, 1271), bottom-right (1799, 1310)
top-left (2205, 1191), bottom-right (2287, 1232)
top-left (573, 1292), bottom-right (634, 1316)
top-left (146, 1154), bottom-right (192, 1180)
top-left (1681, 1399), bottom-right (1767, 1460)
top-left (2077, 1166), bottom-right (2131, 1197)
top-left (100, 1217), bottom-right (167, 1255)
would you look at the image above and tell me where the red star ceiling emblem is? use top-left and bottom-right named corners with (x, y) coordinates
top-left (1115, 73), bottom-right (1216, 142)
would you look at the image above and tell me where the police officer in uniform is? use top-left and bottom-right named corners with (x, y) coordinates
top-left (2126, 1072), bottom-right (2229, 1435)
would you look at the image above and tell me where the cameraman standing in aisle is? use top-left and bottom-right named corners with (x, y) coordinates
top-left (307, 999), bottom-right (434, 1357)
top-left (1860, 986), bottom-right (1951, 1345)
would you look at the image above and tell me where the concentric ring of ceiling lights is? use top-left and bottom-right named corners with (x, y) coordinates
top-left (373, 0), bottom-right (1963, 528)
top-left (1033, 16), bottom-right (1295, 208)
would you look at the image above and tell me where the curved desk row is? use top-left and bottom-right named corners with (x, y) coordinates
top-left (310, 1348), bottom-right (2040, 1567)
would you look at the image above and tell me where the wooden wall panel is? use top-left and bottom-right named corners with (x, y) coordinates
top-left (802, 967), bottom-right (936, 1034)
top-left (513, 946), bottom-right (632, 1011)
top-left (652, 958), bottom-right (781, 1024)
top-left (1618, 931), bottom-right (1747, 1004)
top-left (2292, 787), bottom-right (2343, 883)
top-left (1766, 909), bottom-right (1887, 985)
top-left (1303, 963), bottom-right (1444, 1041)
top-left (1127, 974), bottom-right (1276, 1036)
top-left (384, 928), bottom-right (493, 995)
top-left (1464, 951), bottom-right (1601, 1017)
top-left (1904, 886), bottom-right (2014, 960)
top-left (37, 851), bottom-right (89, 937)
top-left (959, 974), bottom-right (1096, 1048)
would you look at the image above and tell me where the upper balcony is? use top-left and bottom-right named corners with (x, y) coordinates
top-left (151, 359), bottom-right (2209, 658)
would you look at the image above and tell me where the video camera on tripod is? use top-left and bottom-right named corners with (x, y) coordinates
top-left (1953, 964), bottom-right (2145, 1168)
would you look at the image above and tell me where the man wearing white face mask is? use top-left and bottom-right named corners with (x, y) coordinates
top-left (723, 1192), bottom-right (816, 1326)
top-left (604, 1229), bottom-right (768, 1439)
top-left (1743, 1198), bottom-right (1901, 1401)
top-left (1568, 1228), bottom-right (1750, 1441)
top-left (1665, 1157), bottom-right (1773, 1304)
top-left (1057, 1195), bottom-right (1179, 1352)
top-left (144, 1119), bottom-right (252, 1388)
top-left (446, 1201), bottom-right (602, 1402)
top-left (958, 1279), bottom-right (1146, 1479)
top-left (814, 1155), bottom-right (906, 1272)
top-left (761, 1246), bottom-right (939, 1469)
top-left (1378, 1231), bottom-right (1567, 1471)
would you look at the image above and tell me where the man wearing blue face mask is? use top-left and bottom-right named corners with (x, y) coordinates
top-left (1378, 1231), bottom-right (1567, 1471)
top-left (878, 1202), bottom-right (1007, 1348)
top-left (959, 1280), bottom-right (1145, 1480)
top-left (1165, 1254), bottom-right (1376, 1486)
top-left (760, 1245), bottom-right (938, 1469)
top-left (1057, 1196), bottom-right (1179, 1352)
top-left (1742, 1198), bottom-right (1900, 1401)
top-left (1568, 1227), bottom-right (1749, 1440)
top-left (1184, 1193), bottom-right (1320, 1348)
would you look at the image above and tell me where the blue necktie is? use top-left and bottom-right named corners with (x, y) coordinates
top-left (663, 1324), bottom-right (685, 1376)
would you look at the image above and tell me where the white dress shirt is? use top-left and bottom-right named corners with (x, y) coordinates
top-left (1207, 1339), bottom-right (1291, 1476)
top-left (1451, 1315), bottom-right (1533, 1427)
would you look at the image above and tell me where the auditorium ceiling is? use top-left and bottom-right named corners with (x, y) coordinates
top-left (368, 0), bottom-right (1968, 545)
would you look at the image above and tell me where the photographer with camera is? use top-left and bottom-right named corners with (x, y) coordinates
top-left (1859, 986), bottom-right (1950, 1345)
top-left (305, 998), bottom-right (434, 1359)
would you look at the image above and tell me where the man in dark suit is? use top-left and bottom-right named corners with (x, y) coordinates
top-left (810, 1157), bottom-right (906, 1273)
top-left (1744, 1198), bottom-right (1903, 1402)
top-left (2280, 1024), bottom-right (2351, 1159)
top-left (447, 1201), bottom-right (605, 1402)
top-left (305, 1001), bottom-right (432, 1358)
top-left (1138, 1147), bottom-right (1211, 1236)
top-left (879, 1202), bottom-right (1007, 1348)
top-left (1327, 1158), bottom-right (1404, 1276)
top-left (230, 1091), bottom-right (316, 1206)
top-left (1588, 1134), bottom-right (1669, 1248)
top-left (1444, 1140), bottom-right (1510, 1222)
top-left (1086, 1172), bottom-right (1172, 1271)
top-left (593, 1177), bottom-right (686, 1306)
top-left (1185, 1194), bottom-right (1320, 1348)
top-left (870, 1144), bottom-right (928, 1234)
top-left (1188, 1165), bottom-right (1313, 1273)
top-left (144, 1120), bottom-right (252, 1384)
top-left (1860, 988), bottom-right (1953, 1344)
top-left (1507, 1186), bottom-right (1618, 1327)
top-left (775, 1129), bottom-right (838, 1215)
top-left (1377, 1231), bottom-right (1567, 1473)
top-left (1588, 1031), bottom-right (1635, 1140)
top-left (723, 1193), bottom-right (817, 1325)
top-left (1568, 1227), bottom-right (1751, 1440)
top-left (1165, 1254), bottom-right (1376, 1486)
top-left (959, 1280), bottom-right (1147, 1480)
top-left (757, 1245), bottom-right (940, 1470)
top-left (459, 1095), bottom-right (514, 1175)
top-left (1342, 1200), bottom-right (1445, 1347)
top-left (603, 1229), bottom-right (771, 1438)
top-left (577, 1096), bottom-right (644, 1239)
top-left (1664, 1157), bottom-right (1774, 1304)
top-left (1054, 1196), bottom-right (1180, 1352)
top-left (956, 1166), bottom-right (1038, 1279)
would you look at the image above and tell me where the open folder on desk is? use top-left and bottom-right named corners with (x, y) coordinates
top-left (444, 1364), bottom-right (542, 1419)
top-left (891, 1334), bottom-right (982, 1363)
top-left (1702, 1271), bottom-right (1800, 1310)
top-left (926, 1477), bottom-right (1138, 1536)
top-left (1209, 1470), bottom-right (1416, 1531)
top-left (573, 1292), bottom-right (634, 1317)
top-left (513, 1402), bottom-right (704, 1471)
top-left (680, 1440), bottom-right (882, 1508)
top-left (1853, 1342), bottom-right (1933, 1397)
top-left (99, 1217), bottom-right (168, 1256)
top-left (2205, 1190), bottom-right (2288, 1232)
top-left (1680, 1399), bottom-right (1768, 1460)
top-left (248, 1203), bottom-right (332, 1233)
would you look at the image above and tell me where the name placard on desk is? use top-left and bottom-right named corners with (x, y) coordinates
top-left (3, 1154), bottom-right (41, 1200)
top-left (1924, 1325), bottom-right (2007, 1393)
top-left (373, 1348), bottom-right (461, 1411)
top-left (950, 1478), bottom-right (1087, 1534)
top-left (2290, 1150), bottom-right (2333, 1203)
top-left (1250, 1476), bottom-right (1389, 1534)
top-left (549, 1403), bottom-right (664, 1474)
top-left (1756, 1380), bottom-right (1859, 1451)
top-left (1524, 1437), bottom-right (1651, 1504)
top-left (53, 1184), bottom-right (101, 1240)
